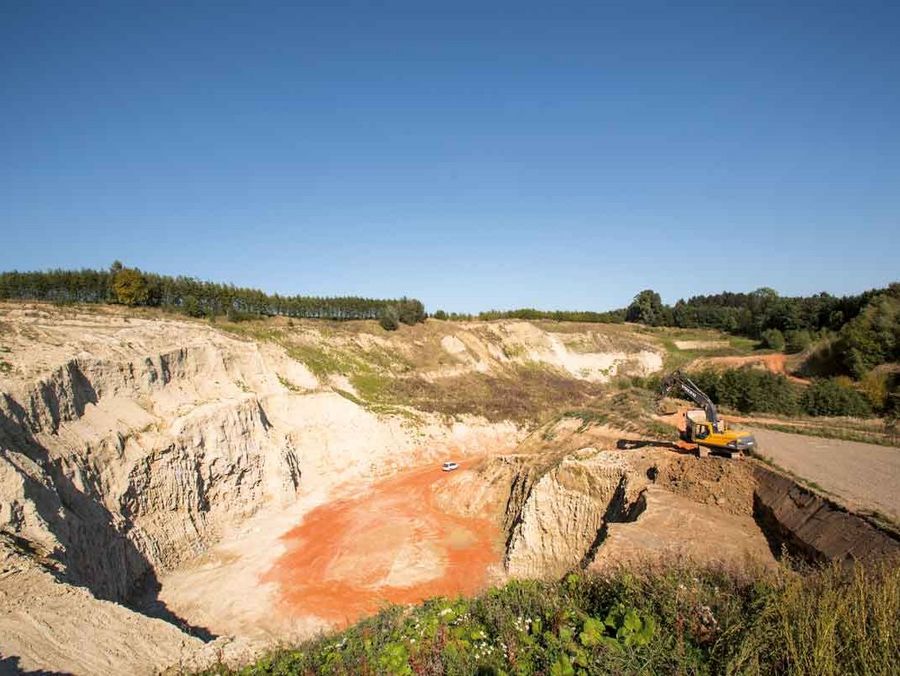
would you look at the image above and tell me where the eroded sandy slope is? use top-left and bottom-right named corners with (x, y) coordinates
top-left (1, 303), bottom-right (668, 673)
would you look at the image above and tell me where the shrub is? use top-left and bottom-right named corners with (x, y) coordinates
top-left (760, 328), bottom-right (785, 351)
top-left (396, 297), bottom-right (426, 325)
top-left (220, 561), bottom-right (900, 676)
top-left (690, 368), bottom-right (800, 415)
top-left (859, 370), bottom-right (890, 411)
top-left (379, 305), bottom-right (400, 331)
top-left (226, 306), bottom-right (255, 322)
top-left (181, 295), bottom-right (204, 318)
top-left (801, 378), bottom-right (873, 417)
top-left (432, 309), bottom-right (448, 320)
top-left (837, 292), bottom-right (900, 377)
top-left (785, 329), bottom-right (812, 354)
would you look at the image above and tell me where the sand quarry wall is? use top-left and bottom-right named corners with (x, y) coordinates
top-left (0, 305), bottom-right (897, 674)
top-left (0, 308), bottom-right (530, 673)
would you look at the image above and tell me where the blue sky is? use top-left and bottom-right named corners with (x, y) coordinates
top-left (1, 1), bottom-right (898, 313)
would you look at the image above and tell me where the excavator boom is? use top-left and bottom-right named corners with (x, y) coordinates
top-left (658, 370), bottom-right (719, 424)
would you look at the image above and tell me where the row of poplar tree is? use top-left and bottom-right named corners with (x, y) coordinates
top-left (0, 263), bottom-right (426, 323)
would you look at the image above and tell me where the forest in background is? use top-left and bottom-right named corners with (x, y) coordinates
top-left (0, 263), bottom-right (425, 326)
top-left (1, 264), bottom-right (896, 384)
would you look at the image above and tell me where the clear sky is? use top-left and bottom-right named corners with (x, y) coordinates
top-left (1, 1), bottom-right (898, 313)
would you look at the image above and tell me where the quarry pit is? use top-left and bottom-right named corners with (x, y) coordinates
top-left (0, 303), bottom-right (897, 674)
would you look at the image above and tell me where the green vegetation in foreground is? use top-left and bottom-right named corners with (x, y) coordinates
top-left (200, 560), bottom-right (899, 676)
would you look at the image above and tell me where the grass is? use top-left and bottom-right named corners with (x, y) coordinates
top-left (368, 365), bottom-right (607, 426)
top-left (750, 420), bottom-right (899, 448)
top-left (643, 327), bottom-right (761, 372)
top-left (277, 374), bottom-right (303, 393)
top-left (198, 559), bottom-right (899, 676)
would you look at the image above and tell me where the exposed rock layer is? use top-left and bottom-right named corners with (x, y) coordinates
top-left (752, 464), bottom-right (900, 562)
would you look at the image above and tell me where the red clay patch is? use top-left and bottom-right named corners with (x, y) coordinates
top-left (264, 460), bottom-right (502, 626)
top-left (694, 353), bottom-right (809, 383)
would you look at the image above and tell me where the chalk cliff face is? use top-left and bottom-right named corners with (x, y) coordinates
top-left (0, 305), bottom-right (526, 674)
top-left (10, 303), bottom-right (888, 676)
top-left (502, 450), bottom-right (645, 578)
top-left (0, 345), bottom-right (305, 601)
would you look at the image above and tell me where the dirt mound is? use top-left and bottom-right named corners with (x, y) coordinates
top-left (589, 485), bottom-right (775, 571)
top-left (649, 454), bottom-right (758, 516)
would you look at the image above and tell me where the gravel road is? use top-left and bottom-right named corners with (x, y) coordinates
top-left (751, 428), bottom-right (900, 523)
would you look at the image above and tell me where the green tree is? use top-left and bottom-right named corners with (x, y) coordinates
top-left (760, 328), bottom-right (785, 351)
top-left (379, 305), bottom-right (400, 331)
top-left (784, 329), bottom-right (812, 354)
top-left (112, 268), bottom-right (149, 306)
top-left (837, 292), bottom-right (900, 377)
top-left (182, 295), bottom-right (204, 317)
top-left (801, 378), bottom-right (872, 417)
top-left (432, 309), bottom-right (448, 320)
top-left (396, 297), bottom-right (426, 325)
top-left (625, 289), bottom-right (664, 325)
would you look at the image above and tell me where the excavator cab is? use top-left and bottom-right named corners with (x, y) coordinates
top-left (659, 371), bottom-right (757, 458)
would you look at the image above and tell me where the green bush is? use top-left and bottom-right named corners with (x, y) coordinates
top-left (785, 329), bottom-right (813, 354)
top-left (801, 378), bottom-right (873, 417)
top-left (432, 309), bottom-right (448, 320)
top-left (379, 305), bottom-right (401, 331)
top-left (690, 368), bottom-right (800, 415)
top-left (687, 368), bottom-right (875, 418)
top-left (396, 297), bottom-right (426, 325)
top-left (211, 561), bottom-right (900, 676)
top-left (837, 291), bottom-right (900, 377)
top-left (181, 295), bottom-right (204, 318)
top-left (761, 328), bottom-right (786, 351)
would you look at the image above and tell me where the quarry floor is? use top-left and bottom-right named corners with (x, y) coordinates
top-left (266, 459), bottom-right (503, 626)
top-left (152, 456), bottom-right (505, 644)
top-left (153, 449), bottom-right (777, 647)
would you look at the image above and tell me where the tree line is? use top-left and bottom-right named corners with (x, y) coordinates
top-left (624, 286), bottom-right (887, 337)
top-left (470, 308), bottom-right (625, 323)
top-left (0, 263), bottom-right (426, 324)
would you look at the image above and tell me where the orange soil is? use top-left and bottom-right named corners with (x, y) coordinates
top-left (264, 459), bottom-right (502, 626)
top-left (695, 353), bottom-right (808, 383)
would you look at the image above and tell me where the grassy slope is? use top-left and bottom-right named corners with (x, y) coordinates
top-left (218, 317), bottom-right (666, 426)
top-left (201, 560), bottom-right (899, 676)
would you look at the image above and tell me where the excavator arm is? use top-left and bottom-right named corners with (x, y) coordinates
top-left (658, 370), bottom-right (719, 425)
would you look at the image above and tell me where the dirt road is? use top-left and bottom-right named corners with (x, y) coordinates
top-left (751, 428), bottom-right (900, 523)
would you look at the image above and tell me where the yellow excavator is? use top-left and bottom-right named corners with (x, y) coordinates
top-left (658, 370), bottom-right (757, 458)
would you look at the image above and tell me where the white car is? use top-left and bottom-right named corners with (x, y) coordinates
top-left (441, 461), bottom-right (460, 472)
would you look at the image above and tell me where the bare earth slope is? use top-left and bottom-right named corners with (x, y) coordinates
top-left (2, 302), bottom-right (894, 674)
top-left (0, 303), bottom-right (665, 673)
